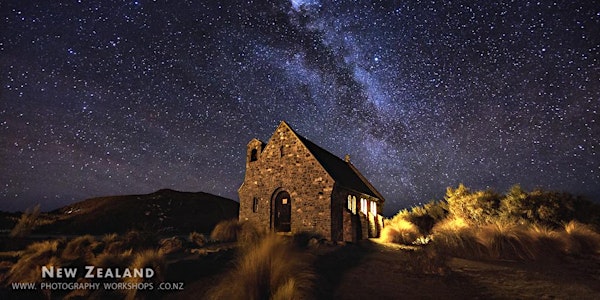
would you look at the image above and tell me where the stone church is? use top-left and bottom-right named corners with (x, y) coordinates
top-left (238, 121), bottom-right (385, 242)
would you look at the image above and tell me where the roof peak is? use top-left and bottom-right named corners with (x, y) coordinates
top-left (271, 122), bottom-right (384, 201)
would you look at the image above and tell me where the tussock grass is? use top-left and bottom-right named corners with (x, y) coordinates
top-left (61, 235), bottom-right (99, 262)
top-left (188, 231), bottom-right (207, 247)
top-left (127, 250), bottom-right (165, 281)
top-left (526, 224), bottom-right (567, 259)
top-left (207, 235), bottom-right (314, 300)
top-left (381, 218), bottom-right (420, 245)
top-left (562, 221), bottom-right (600, 255)
top-left (430, 218), bottom-right (485, 258)
top-left (102, 233), bottom-right (119, 244)
top-left (475, 222), bottom-right (537, 260)
top-left (158, 236), bottom-right (184, 254)
top-left (10, 204), bottom-right (41, 238)
top-left (123, 249), bottom-right (166, 300)
top-left (210, 219), bottom-right (241, 242)
top-left (6, 239), bottom-right (64, 284)
top-left (210, 219), bottom-right (265, 248)
top-left (429, 219), bottom-right (600, 260)
top-left (91, 249), bottom-right (133, 269)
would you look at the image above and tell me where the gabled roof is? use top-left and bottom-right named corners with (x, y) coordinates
top-left (281, 121), bottom-right (385, 202)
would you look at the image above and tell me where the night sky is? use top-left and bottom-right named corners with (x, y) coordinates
top-left (1, 0), bottom-right (599, 215)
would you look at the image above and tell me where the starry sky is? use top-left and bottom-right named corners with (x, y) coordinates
top-left (1, 0), bottom-right (599, 215)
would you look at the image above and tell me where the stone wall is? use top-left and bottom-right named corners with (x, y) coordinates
top-left (335, 185), bottom-right (383, 241)
top-left (239, 123), bottom-right (335, 239)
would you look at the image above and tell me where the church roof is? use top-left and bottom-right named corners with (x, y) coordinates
top-left (283, 122), bottom-right (385, 202)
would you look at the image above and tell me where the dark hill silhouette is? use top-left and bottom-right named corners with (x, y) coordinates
top-left (35, 189), bottom-right (238, 235)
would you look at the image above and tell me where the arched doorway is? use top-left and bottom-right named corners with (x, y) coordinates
top-left (272, 190), bottom-right (291, 232)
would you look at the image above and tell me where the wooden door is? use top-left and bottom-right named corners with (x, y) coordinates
top-left (274, 191), bottom-right (291, 232)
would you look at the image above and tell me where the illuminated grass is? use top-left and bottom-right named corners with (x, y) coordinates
top-left (208, 235), bottom-right (314, 300)
top-left (381, 218), bottom-right (420, 245)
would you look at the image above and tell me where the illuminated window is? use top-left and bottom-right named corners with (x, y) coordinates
top-left (360, 198), bottom-right (367, 214)
top-left (347, 195), bottom-right (352, 210)
top-left (351, 196), bottom-right (357, 214)
top-left (252, 197), bottom-right (258, 213)
top-left (370, 201), bottom-right (377, 215)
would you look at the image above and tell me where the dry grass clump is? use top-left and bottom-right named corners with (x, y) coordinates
top-left (561, 221), bottom-right (600, 255)
top-left (123, 250), bottom-right (166, 300)
top-left (188, 231), bottom-right (207, 247)
top-left (210, 219), bottom-right (265, 248)
top-left (430, 217), bottom-right (485, 258)
top-left (475, 222), bottom-right (537, 260)
top-left (429, 218), bottom-right (600, 260)
top-left (381, 218), bottom-right (420, 245)
top-left (127, 250), bottom-right (165, 282)
top-left (91, 249), bottom-right (134, 269)
top-left (207, 234), bottom-right (314, 300)
top-left (10, 204), bottom-right (41, 238)
top-left (210, 219), bottom-right (242, 242)
top-left (526, 224), bottom-right (567, 259)
top-left (61, 235), bottom-right (100, 262)
top-left (431, 218), bottom-right (543, 260)
top-left (6, 239), bottom-right (64, 284)
top-left (158, 236), bottom-right (185, 254)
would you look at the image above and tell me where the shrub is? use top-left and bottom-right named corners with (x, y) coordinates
top-left (446, 184), bottom-right (501, 225)
top-left (499, 186), bottom-right (599, 228)
top-left (388, 201), bottom-right (448, 235)
top-left (207, 235), bottom-right (314, 300)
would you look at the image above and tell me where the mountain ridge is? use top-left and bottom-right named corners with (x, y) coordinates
top-left (30, 189), bottom-right (239, 235)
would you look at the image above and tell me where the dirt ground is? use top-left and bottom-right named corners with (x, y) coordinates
top-left (2, 239), bottom-right (599, 299)
top-left (327, 240), bottom-right (600, 300)
top-left (169, 239), bottom-right (600, 299)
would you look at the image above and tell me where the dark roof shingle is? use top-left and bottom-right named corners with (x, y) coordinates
top-left (290, 126), bottom-right (384, 201)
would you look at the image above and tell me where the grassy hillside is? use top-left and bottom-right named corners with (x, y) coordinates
top-left (34, 189), bottom-right (238, 235)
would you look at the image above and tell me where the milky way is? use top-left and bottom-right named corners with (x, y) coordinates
top-left (1, 0), bottom-right (599, 214)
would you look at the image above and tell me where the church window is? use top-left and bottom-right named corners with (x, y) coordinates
top-left (347, 195), bottom-right (352, 210)
top-left (360, 198), bottom-right (368, 214)
top-left (370, 201), bottom-right (377, 215)
top-left (250, 149), bottom-right (258, 162)
top-left (351, 196), bottom-right (357, 214)
top-left (252, 197), bottom-right (258, 213)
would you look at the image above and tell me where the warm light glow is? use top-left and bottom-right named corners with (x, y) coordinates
top-left (370, 201), bottom-right (377, 215)
top-left (360, 198), bottom-right (367, 214)
top-left (347, 195), bottom-right (352, 210)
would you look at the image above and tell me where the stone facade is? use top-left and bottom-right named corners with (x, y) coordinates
top-left (239, 121), bottom-right (384, 242)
